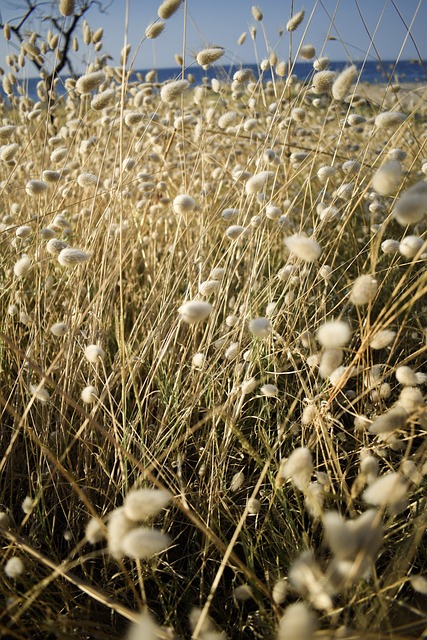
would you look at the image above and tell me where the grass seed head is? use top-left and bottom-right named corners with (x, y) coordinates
top-left (312, 70), bottom-right (336, 93)
top-left (372, 160), bottom-right (402, 195)
top-left (286, 10), bottom-right (305, 32)
top-left (368, 406), bottom-right (408, 435)
top-left (363, 472), bottom-right (408, 513)
top-left (160, 79), bottom-right (189, 103)
top-left (369, 329), bottom-right (395, 350)
top-left (91, 88), bottom-right (115, 110)
top-left (5, 557), bottom-right (24, 579)
top-left (59, 0), bottom-right (75, 17)
top-left (350, 275), bottom-right (378, 305)
top-left (178, 300), bottom-right (212, 324)
top-left (81, 385), bottom-right (98, 403)
top-left (375, 111), bottom-right (406, 129)
top-left (281, 447), bottom-right (313, 491)
top-left (158, 0), bottom-right (182, 19)
top-left (399, 235), bottom-right (426, 259)
top-left (124, 489), bottom-right (171, 521)
top-left (285, 234), bottom-right (322, 262)
top-left (29, 383), bottom-right (50, 403)
top-left (76, 71), bottom-right (105, 94)
top-left (50, 322), bottom-right (68, 337)
top-left (245, 171), bottom-right (275, 194)
top-left (172, 193), bottom-right (195, 214)
top-left (145, 21), bottom-right (166, 39)
top-left (58, 248), bottom-right (90, 267)
top-left (248, 317), bottom-right (272, 339)
top-left (392, 181), bottom-right (427, 226)
top-left (192, 352), bottom-right (207, 369)
top-left (277, 601), bottom-right (317, 640)
top-left (395, 365), bottom-right (420, 386)
top-left (332, 65), bottom-right (357, 100)
top-left (85, 517), bottom-right (105, 544)
top-left (316, 321), bottom-right (351, 348)
top-left (25, 179), bottom-right (48, 196)
top-left (121, 527), bottom-right (171, 559)
top-left (46, 239), bottom-right (68, 255)
top-left (196, 47), bottom-right (225, 67)
top-left (13, 254), bottom-right (31, 277)
top-left (261, 383), bottom-right (278, 397)
top-left (107, 507), bottom-right (135, 559)
top-left (84, 344), bottom-right (105, 363)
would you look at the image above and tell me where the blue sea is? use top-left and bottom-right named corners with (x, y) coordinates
top-left (2, 59), bottom-right (426, 102)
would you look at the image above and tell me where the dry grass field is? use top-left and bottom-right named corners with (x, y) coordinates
top-left (0, 1), bottom-right (426, 638)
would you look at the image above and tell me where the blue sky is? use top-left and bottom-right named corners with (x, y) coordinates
top-left (0, 0), bottom-right (426, 74)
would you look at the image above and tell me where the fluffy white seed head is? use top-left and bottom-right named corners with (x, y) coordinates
top-left (77, 172), bottom-right (98, 188)
top-left (5, 557), bottom-right (24, 579)
top-left (126, 612), bottom-right (164, 640)
top-left (46, 239), bottom-right (68, 255)
top-left (58, 248), bottom-right (90, 267)
top-left (230, 470), bottom-right (245, 491)
top-left (245, 171), bottom-right (275, 194)
top-left (332, 65), bottom-right (357, 101)
top-left (157, 0), bottom-right (182, 19)
top-left (363, 473), bottom-right (408, 513)
top-left (192, 352), bottom-right (207, 369)
top-left (300, 44), bottom-right (315, 59)
top-left (392, 181), bottom-right (427, 226)
top-left (91, 89), bottom-right (115, 111)
top-left (121, 527), bottom-right (171, 559)
top-left (281, 447), bottom-right (313, 491)
top-left (199, 280), bottom-right (220, 296)
top-left (145, 21), bottom-right (165, 39)
top-left (369, 329), bottom-right (396, 350)
top-left (248, 317), bottom-right (272, 339)
top-left (29, 383), bottom-right (50, 403)
top-left (84, 344), bottom-right (105, 363)
top-left (13, 255), bottom-right (31, 277)
top-left (286, 10), bottom-right (305, 32)
top-left (372, 160), bottom-right (402, 196)
top-left (81, 385), bottom-right (98, 404)
top-left (312, 70), bottom-right (336, 94)
top-left (397, 386), bottom-right (424, 412)
top-left (160, 79), bottom-right (189, 103)
top-left (76, 71), bottom-right (105, 94)
top-left (50, 322), bottom-right (68, 337)
top-left (173, 194), bottom-right (195, 214)
top-left (319, 349), bottom-right (343, 379)
top-left (410, 575), bottom-right (427, 595)
top-left (375, 111), bottom-right (406, 129)
top-left (196, 47), bottom-right (224, 67)
top-left (124, 489), bottom-right (171, 521)
top-left (107, 507), bottom-right (135, 559)
top-left (285, 234), bottom-right (321, 262)
top-left (26, 179), bottom-right (48, 196)
top-left (381, 239), bottom-right (400, 254)
top-left (225, 225), bottom-right (245, 240)
top-left (85, 517), bottom-right (105, 544)
top-left (261, 383), bottom-right (278, 397)
top-left (399, 236), bottom-right (426, 259)
top-left (272, 578), bottom-right (288, 604)
top-left (350, 275), bottom-right (378, 305)
top-left (178, 300), bottom-right (212, 324)
top-left (316, 321), bottom-right (351, 348)
top-left (241, 377), bottom-right (258, 395)
top-left (277, 602), bottom-right (317, 640)
top-left (395, 365), bottom-right (420, 386)
top-left (368, 407), bottom-right (408, 435)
